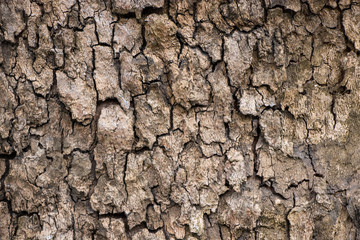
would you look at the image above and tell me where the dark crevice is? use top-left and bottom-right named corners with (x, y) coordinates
top-left (252, 117), bottom-right (261, 174)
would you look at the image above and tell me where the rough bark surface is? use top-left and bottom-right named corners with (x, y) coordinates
top-left (0, 0), bottom-right (360, 239)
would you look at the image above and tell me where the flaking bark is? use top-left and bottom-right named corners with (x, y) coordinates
top-left (1, 0), bottom-right (360, 239)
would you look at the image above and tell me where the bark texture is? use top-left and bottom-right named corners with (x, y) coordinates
top-left (1, 0), bottom-right (360, 239)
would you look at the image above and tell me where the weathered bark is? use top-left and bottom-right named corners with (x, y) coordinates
top-left (0, 0), bottom-right (360, 239)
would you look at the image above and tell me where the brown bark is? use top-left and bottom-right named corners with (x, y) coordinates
top-left (0, 0), bottom-right (360, 239)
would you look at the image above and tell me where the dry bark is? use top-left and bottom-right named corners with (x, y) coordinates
top-left (0, 0), bottom-right (360, 239)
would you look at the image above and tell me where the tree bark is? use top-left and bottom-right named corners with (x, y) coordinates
top-left (0, 0), bottom-right (360, 239)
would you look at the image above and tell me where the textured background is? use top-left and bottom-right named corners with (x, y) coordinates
top-left (1, 0), bottom-right (360, 239)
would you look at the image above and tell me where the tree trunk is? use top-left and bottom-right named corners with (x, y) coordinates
top-left (0, 0), bottom-right (360, 239)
